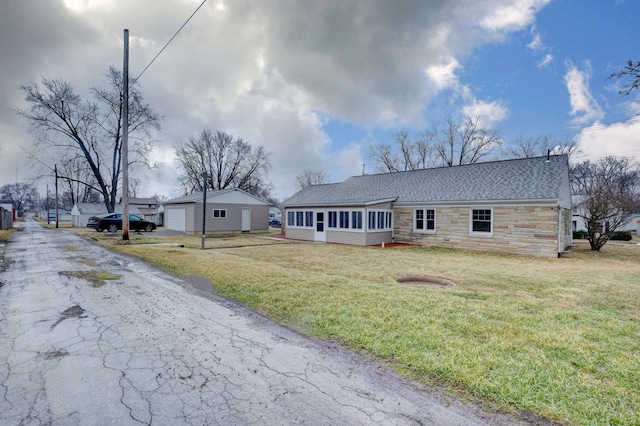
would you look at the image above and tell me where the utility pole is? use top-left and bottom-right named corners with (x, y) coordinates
top-left (54, 164), bottom-right (59, 229)
top-left (46, 184), bottom-right (50, 225)
top-left (201, 173), bottom-right (207, 250)
top-left (122, 28), bottom-right (130, 240)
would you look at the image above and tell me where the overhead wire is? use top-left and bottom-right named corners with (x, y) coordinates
top-left (133, 0), bottom-right (207, 83)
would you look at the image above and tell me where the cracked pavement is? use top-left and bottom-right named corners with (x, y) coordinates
top-left (0, 219), bottom-right (534, 425)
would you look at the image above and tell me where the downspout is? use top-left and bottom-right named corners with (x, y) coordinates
top-left (557, 203), bottom-right (562, 257)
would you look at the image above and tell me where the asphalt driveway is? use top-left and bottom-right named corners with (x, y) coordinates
top-left (0, 219), bottom-right (539, 425)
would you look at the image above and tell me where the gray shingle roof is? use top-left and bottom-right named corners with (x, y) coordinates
top-left (164, 188), bottom-right (268, 205)
top-left (282, 155), bottom-right (571, 208)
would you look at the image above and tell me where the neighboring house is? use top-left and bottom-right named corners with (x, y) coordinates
top-left (282, 155), bottom-right (572, 258)
top-left (71, 203), bottom-right (143, 227)
top-left (572, 195), bottom-right (638, 235)
top-left (130, 197), bottom-right (163, 225)
top-left (163, 188), bottom-right (269, 233)
top-left (269, 206), bottom-right (281, 222)
top-left (129, 197), bottom-right (159, 214)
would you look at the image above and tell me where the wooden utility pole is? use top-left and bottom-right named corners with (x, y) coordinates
top-left (122, 28), bottom-right (130, 240)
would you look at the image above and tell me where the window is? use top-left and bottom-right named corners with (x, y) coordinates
top-left (471, 208), bottom-right (492, 235)
top-left (328, 211), bottom-right (337, 228)
top-left (339, 211), bottom-right (350, 229)
top-left (351, 211), bottom-right (363, 229)
top-left (287, 210), bottom-right (315, 228)
top-left (213, 209), bottom-right (226, 218)
top-left (367, 210), bottom-right (392, 231)
top-left (414, 208), bottom-right (435, 233)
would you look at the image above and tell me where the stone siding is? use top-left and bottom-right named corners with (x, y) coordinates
top-left (394, 205), bottom-right (561, 258)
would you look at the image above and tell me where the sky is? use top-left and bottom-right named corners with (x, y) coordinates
top-left (1, 0), bottom-right (639, 202)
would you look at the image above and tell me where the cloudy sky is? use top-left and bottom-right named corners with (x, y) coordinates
top-left (1, 0), bottom-right (639, 201)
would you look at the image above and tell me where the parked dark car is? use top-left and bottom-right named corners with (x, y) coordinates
top-left (87, 213), bottom-right (157, 233)
top-left (269, 219), bottom-right (281, 227)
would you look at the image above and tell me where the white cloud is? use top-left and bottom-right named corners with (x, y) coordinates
top-left (576, 118), bottom-right (640, 164)
top-left (481, 0), bottom-right (552, 33)
top-left (426, 58), bottom-right (461, 91)
top-left (463, 99), bottom-right (509, 126)
top-left (564, 62), bottom-right (604, 126)
top-left (527, 32), bottom-right (544, 50)
top-left (537, 53), bottom-right (553, 68)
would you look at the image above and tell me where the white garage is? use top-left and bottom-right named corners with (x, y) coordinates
top-left (162, 188), bottom-right (269, 233)
top-left (165, 207), bottom-right (187, 232)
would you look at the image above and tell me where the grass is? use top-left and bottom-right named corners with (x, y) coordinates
top-left (58, 270), bottom-right (120, 288)
top-left (0, 228), bottom-right (18, 242)
top-left (75, 228), bottom-right (640, 425)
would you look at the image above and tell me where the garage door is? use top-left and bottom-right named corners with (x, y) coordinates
top-left (166, 207), bottom-right (186, 232)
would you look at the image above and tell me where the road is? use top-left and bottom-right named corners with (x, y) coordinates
top-left (0, 219), bottom-right (539, 425)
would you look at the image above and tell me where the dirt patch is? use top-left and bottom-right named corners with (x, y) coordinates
top-left (396, 275), bottom-right (456, 287)
top-left (374, 242), bottom-right (419, 248)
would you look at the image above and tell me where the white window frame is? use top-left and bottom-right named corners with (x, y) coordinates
top-left (469, 207), bottom-right (493, 238)
top-left (413, 208), bottom-right (436, 234)
top-left (327, 211), bottom-right (337, 228)
top-left (287, 210), bottom-right (315, 228)
top-left (367, 209), bottom-right (393, 232)
top-left (212, 209), bottom-right (227, 219)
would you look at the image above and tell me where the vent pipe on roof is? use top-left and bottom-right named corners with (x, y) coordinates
top-left (546, 149), bottom-right (551, 163)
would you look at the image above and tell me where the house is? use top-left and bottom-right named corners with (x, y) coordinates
top-left (163, 188), bottom-right (269, 233)
top-left (282, 155), bottom-right (572, 258)
top-left (71, 202), bottom-right (143, 227)
top-left (572, 194), bottom-right (639, 235)
top-left (129, 197), bottom-right (159, 214)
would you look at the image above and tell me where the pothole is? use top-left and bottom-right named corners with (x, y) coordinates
top-left (51, 304), bottom-right (86, 330)
top-left (396, 275), bottom-right (456, 287)
top-left (43, 349), bottom-right (69, 359)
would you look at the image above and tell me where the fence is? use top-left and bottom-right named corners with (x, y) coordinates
top-left (0, 207), bottom-right (13, 230)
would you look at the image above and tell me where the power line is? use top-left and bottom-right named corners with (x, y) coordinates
top-left (133, 0), bottom-right (207, 83)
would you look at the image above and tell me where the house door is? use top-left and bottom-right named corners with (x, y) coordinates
top-left (241, 208), bottom-right (251, 232)
top-left (314, 211), bottom-right (326, 242)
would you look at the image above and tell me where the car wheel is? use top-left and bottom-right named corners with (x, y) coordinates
top-left (97, 228), bottom-right (104, 232)
top-left (145, 224), bottom-right (153, 232)
top-left (108, 224), bottom-right (118, 233)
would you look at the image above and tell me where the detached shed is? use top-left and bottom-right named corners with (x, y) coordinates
top-left (163, 188), bottom-right (269, 233)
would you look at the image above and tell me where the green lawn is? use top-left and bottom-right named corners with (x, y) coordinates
top-left (83, 229), bottom-right (640, 425)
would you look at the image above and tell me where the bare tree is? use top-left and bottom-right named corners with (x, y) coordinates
top-left (369, 130), bottom-right (434, 173)
top-left (609, 59), bottom-right (640, 96)
top-left (17, 67), bottom-right (162, 213)
top-left (175, 129), bottom-right (271, 198)
top-left (571, 156), bottom-right (639, 251)
top-left (433, 116), bottom-right (502, 167)
top-left (505, 135), bottom-right (581, 161)
top-left (295, 170), bottom-right (329, 191)
top-left (0, 183), bottom-right (38, 215)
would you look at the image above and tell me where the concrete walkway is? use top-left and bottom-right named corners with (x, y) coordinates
top-left (0, 219), bottom-right (534, 425)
